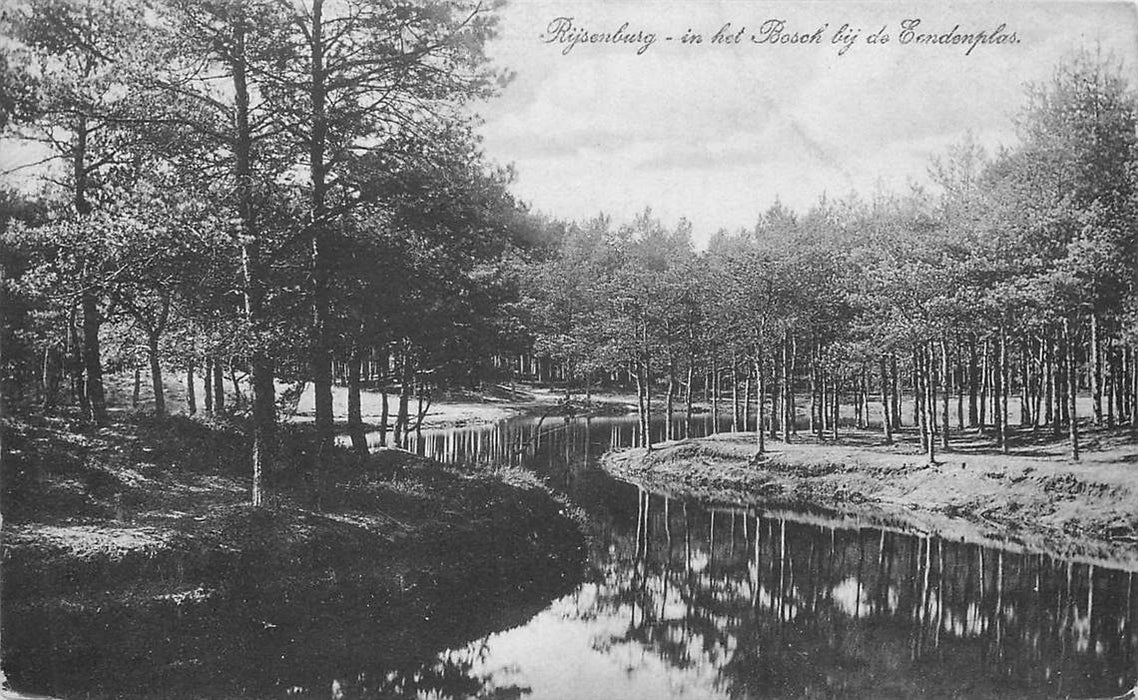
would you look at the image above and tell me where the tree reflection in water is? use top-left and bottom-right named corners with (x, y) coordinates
top-left (361, 415), bottom-right (1138, 699)
top-left (404, 485), bottom-right (1138, 700)
top-left (581, 491), bottom-right (1138, 698)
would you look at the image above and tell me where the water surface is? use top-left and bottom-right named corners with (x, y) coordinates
top-left (357, 413), bottom-right (1138, 699)
top-left (9, 412), bottom-right (1138, 699)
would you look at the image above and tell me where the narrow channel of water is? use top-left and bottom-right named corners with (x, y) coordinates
top-left (9, 412), bottom-right (1138, 699)
top-left (348, 412), bottom-right (1138, 699)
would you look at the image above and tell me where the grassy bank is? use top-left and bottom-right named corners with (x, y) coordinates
top-left (602, 425), bottom-right (1138, 568)
top-left (1, 411), bottom-right (585, 699)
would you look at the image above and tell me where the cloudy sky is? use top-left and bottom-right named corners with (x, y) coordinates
top-left (473, 1), bottom-right (1138, 243)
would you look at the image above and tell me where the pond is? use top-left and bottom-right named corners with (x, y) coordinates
top-left (8, 411), bottom-right (1138, 699)
top-left (355, 412), bottom-right (1138, 699)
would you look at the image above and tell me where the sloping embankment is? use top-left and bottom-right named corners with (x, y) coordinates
top-left (602, 431), bottom-right (1138, 568)
top-left (2, 414), bottom-right (585, 699)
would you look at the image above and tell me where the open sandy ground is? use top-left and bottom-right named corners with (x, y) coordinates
top-left (104, 371), bottom-right (641, 430)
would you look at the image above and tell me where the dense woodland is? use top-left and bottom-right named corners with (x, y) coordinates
top-left (2, 0), bottom-right (1136, 508)
top-left (515, 50), bottom-right (1138, 464)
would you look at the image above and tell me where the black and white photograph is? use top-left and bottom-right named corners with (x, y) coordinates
top-left (2, 0), bottom-right (1138, 697)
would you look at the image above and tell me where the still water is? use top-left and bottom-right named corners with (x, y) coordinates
top-left (354, 413), bottom-right (1138, 699)
top-left (9, 413), bottom-right (1138, 699)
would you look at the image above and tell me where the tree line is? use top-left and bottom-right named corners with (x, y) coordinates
top-left (1, 0), bottom-right (543, 505)
top-left (522, 52), bottom-right (1138, 461)
top-left (2, 3), bottom-right (1135, 511)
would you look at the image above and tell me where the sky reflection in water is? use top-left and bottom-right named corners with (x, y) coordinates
top-left (368, 414), bottom-right (1138, 700)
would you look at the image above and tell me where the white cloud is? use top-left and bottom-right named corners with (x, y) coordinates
top-left (475, 1), bottom-right (1138, 243)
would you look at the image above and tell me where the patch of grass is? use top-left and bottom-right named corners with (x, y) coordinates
top-left (2, 412), bottom-right (585, 607)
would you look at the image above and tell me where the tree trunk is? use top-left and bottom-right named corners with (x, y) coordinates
top-left (998, 324), bottom-right (1008, 453)
top-left (819, 365), bottom-right (829, 436)
top-left (879, 355), bottom-right (893, 445)
top-left (230, 364), bottom-right (242, 409)
top-left (231, 15), bottom-right (274, 506)
top-left (395, 352), bottom-right (413, 449)
top-left (1130, 346), bottom-right (1137, 432)
top-left (67, 304), bottom-right (86, 411)
top-left (781, 333), bottom-right (791, 442)
top-left (1046, 332), bottom-right (1057, 433)
top-left (979, 337), bottom-right (989, 431)
top-left (920, 344), bottom-right (936, 464)
top-left (1105, 343), bottom-right (1115, 428)
top-left (911, 356), bottom-right (922, 427)
top-left (754, 353), bottom-right (765, 455)
top-left (732, 352), bottom-right (740, 432)
top-left (635, 361), bottom-right (646, 448)
top-left (132, 365), bottom-right (141, 409)
top-left (1090, 313), bottom-right (1103, 425)
top-left (742, 371), bottom-right (751, 434)
top-left (830, 372), bottom-right (839, 441)
top-left (138, 295), bottom-right (172, 417)
top-left (914, 349), bottom-right (926, 450)
top-left (1032, 337), bottom-right (1044, 433)
top-left (787, 333), bottom-right (797, 436)
top-left (1018, 339), bottom-right (1030, 427)
top-left (1119, 346), bottom-right (1129, 425)
top-left (1125, 346), bottom-right (1134, 426)
top-left (684, 360), bottom-right (694, 437)
top-left (308, 0), bottom-right (335, 457)
top-left (1058, 330), bottom-right (1070, 428)
top-left (968, 334), bottom-right (979, 427)
top-left (809, 346), bottom-right (818, 434)
top-left (148, 334), bottom-right (165, 417)
top-left (929, 342), bottom-right (939, 439)
top-left (81, 291), bottom-right (107, 424)
top-left (855, 364), bottom-right (864, 430)
top-left (347, 342), bottom-right (367, 455)
top-left (73, 112), bottom-right (107, 426)
top-left (379, 388), bottom-right (389, 447)
top-left (769, 349), bottom-right (780, 439)
top-left (955, 342), bottom-right (965, 430)
top-left (186, 356), bottom-right (197, 415)
top-left (204, 357), bottom-right (213, 414)
top-left (890, 354), bottom-right (901, 429)
top-left (1126, 346), bottom-right (1134, 426)
top-left (644, 342), bottom-right (653, 452)
top-left (940, 340), bottom-right (950, 449)
top-left (1064, 318), bottom-right (1080, 461)
top-left (412, 383), bottom-right (431, 438)
top-left (711, 352), bottom-right (720, 434)
top-left (41, 344), bottom-right (59, 411)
